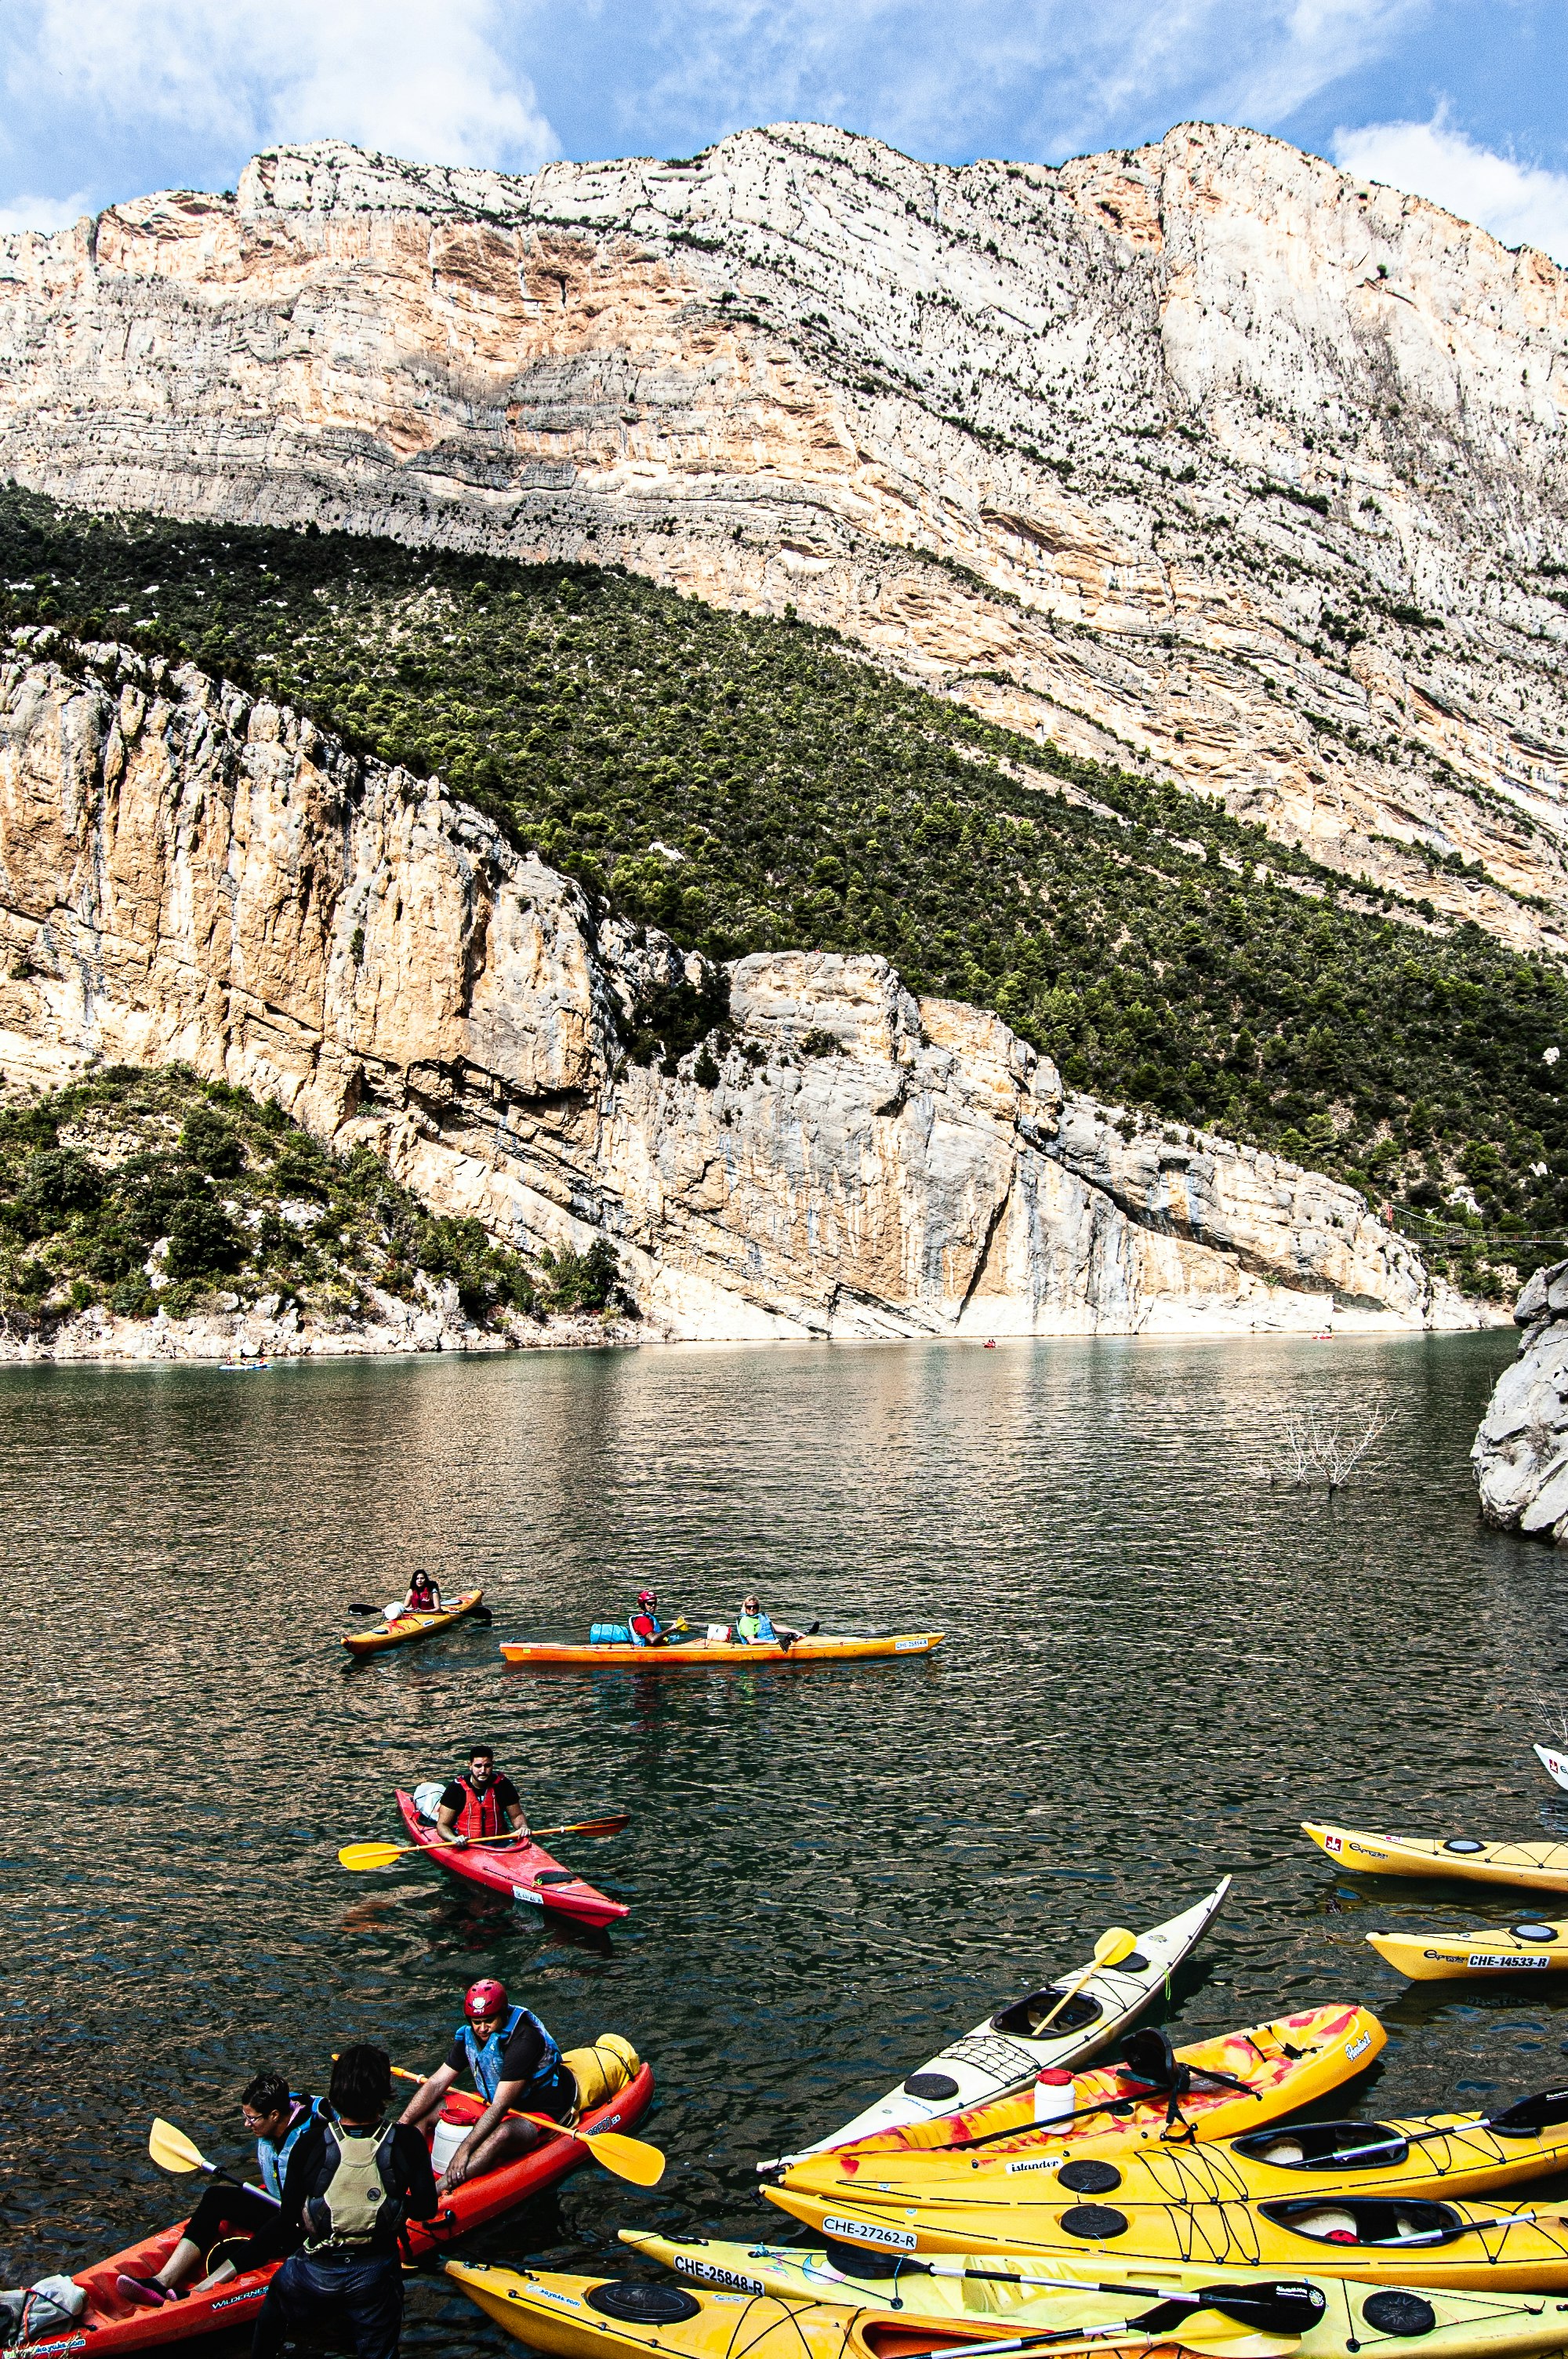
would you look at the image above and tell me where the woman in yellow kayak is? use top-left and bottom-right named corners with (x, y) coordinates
top-left (384, 1569), bottom-right (441, 1627)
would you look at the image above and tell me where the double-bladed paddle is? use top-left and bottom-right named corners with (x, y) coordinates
top-left (387, 2064), bottom-right (663, 2187)
top-left (149, 2118), bottom-right (280, 2202)
top-left (1299, 2082), bottom-right (1568, 2165)
top-left (339, 1812), bottom-right (630, 1870)
top-left (914, 2281), bottom-right (1325, 2358)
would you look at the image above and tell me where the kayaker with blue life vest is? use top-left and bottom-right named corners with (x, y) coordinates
top-left (116, 2072), bottom-right (325, 2306)
top-left (628, 1589), bottom-right (686, 1645)
top-left (434, 1746), bottom-right (528, 1848)
top-left (252, 2045), bottom-right (438, 2359)
top-left (397, 1978), bottom-right (575, 2193)
top-left (735, 1594), bottom-right (808, 1648)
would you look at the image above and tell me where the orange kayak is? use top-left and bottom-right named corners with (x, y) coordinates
top-left (343, 1590), bottom-right (485, 1656)
top-left (501, 1633), bottom-right (942, 1668)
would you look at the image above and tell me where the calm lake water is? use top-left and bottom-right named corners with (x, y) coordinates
top-left (4, 1327), bottom-right (1566, 2351)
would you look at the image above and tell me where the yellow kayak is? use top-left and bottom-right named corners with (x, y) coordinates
top-left (762, 2178), bottom-right (1568, 2286)
top-left (342, 1589), bottom-right (485, 1656)
top-left (622, 2231), bottom-right (1568, 2359)
top-left (1367, 1922), bottom-right (1568, 1980)
top-left (779, 2005), bottom-right (1384, 2171)
top-left (500, 1633), bottom-right (942, 1667)
top-left (1303, 1823), bottom-right (1568, 1894)
top-left (770, 2082), bottom-right (1568, 2211)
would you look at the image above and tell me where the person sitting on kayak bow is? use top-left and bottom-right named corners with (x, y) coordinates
top-left (435, 1747), bottom-right (528, 1849)
top-left (397, 1979), bottom-right (575, 2192)
top-left (117, 2071), bottom-right (326, 2306)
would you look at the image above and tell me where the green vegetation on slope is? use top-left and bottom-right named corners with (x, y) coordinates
top-left (1, 486), bottom-right (1563, 1295)
top-left (0, 1067), bottom-right (622, 1335)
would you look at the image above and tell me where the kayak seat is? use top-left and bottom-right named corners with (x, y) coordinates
top-left (1233, 2120), bottom-right (1406, 2168)
top-left (1264, 2197), bottom-right (1461, 2245)
top-left (989, 1989), bottom-right (1104, 2037)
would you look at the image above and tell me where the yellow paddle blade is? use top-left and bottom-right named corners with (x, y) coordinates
top-left (150, 2117), bottom-right (209, 2175)
top-left (339, 1841), bottom-right (408, 1870)
top-left (1094, 1926), bottom-right (1138, 1966)
top-left (581, 2128), bottom-right (666, 2186)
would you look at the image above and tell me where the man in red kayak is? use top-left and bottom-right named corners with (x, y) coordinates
top-left (434, 1746), bottom-right (528, 1848)
top-left (397, 1979), bottom-right (575, 2192)
top-left (117, 2073), bottom-right (325, 2304)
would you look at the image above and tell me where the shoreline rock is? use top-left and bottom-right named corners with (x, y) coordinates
top-left (1472, 1259), bottom-right (1568, 1539)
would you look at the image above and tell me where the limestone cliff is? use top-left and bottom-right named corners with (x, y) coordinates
top-left (0, 124), bottom-right (1565, 951)
top-left (0, 632), bottom-right (1472, 1339)
top-left (1473, 1262), bottom-right (1568, 1539)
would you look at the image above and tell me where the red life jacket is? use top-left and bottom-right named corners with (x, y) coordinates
top-left (408, 1576), bottom-right (437, 1610)
top-left (455, 1776), bottom-right (503, 1838)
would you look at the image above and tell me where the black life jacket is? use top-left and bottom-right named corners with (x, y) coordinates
top-left (301, 2123), bottom-right (405, 2255)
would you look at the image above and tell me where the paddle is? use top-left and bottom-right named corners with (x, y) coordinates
top-left (1309, 2082), bottom-right (1568, 2164)
top-left (1030, 1928), bottom-right (1139, 2034)
top-left (387, 2066), bottom-right (663, 2186)
top-left (916, 2281), bottom-right (1325, 2358)
top-left (349, 1598), bottom-right (493, 1627)
top-left (148, 2119), bottom-right (281, 2203)
top-left (339, 1812), bottom-right (630, 1870)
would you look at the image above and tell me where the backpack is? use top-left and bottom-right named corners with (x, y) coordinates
top-left (0, 2277), bottom-right (86, 2343)
top-left (302, 2125), bottom-right (404, 2253)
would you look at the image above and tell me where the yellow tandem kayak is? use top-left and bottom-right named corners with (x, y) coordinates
top-left (500, 1633), bottom-right (943, 1668)
top-left (1303, 1823), bottom-right (1568, 1894)
top-left (1367, 1921), bottom-right (1568, 1981)
top-left (622, 2232), bottom-right (1568, 2359)
top-left (342, 1589), bottom-right (485, 1656)
top-left (770, 2084), bottom-right (1568, 2211)
top-left (760, 2178), bottom-right (1568, 2286)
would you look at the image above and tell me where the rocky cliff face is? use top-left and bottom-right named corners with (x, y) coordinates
top-left (1473, 1260), bottom-right (1568, 1538)
top-left (0, 124), bottom-right (1565, 951)
top-left (0, 633), bottom-right (1472, 1339)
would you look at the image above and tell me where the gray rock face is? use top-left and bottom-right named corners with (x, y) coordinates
top-left (0, 123), bottom-right (1564, 947)
top-left (0, 630), bottom-right (1482, 1341)
top-left (1473, 1261), bottom-right (1568, 1537)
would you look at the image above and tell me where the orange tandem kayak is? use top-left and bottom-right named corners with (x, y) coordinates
top-left (501, 1632), bottom-right (942, 1668)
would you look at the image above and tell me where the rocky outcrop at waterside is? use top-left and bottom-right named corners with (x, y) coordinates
top-left (1473, 1260), bottom-right (1568, 1539)
top-left (0, 631), bottom-right (1483, 1342)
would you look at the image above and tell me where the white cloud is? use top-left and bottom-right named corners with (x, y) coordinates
top-left (0, 191), bottom-right (93, 236)
top-left (612, 0), bottom-right (1421, 165)
top-left (4, 0), bottom-right (558, 177)
top-left (1334, 114), bottom-right (1568, 266)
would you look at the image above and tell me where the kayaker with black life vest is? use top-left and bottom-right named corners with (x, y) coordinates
top-left (434, 1746), bottom-right (528, 1848)
top-left (252, 2044), bottom-right (438, 2359)
top-left (116, 2072), bottom-right (326, 2306)
top-left (397, 1978), bottom-right (575, 2193)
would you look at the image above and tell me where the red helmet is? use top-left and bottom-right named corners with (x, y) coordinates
top-left (636, 1590), bottom-right (657, 1607)
top-left (463, 1978), bottom-right (509, 2021)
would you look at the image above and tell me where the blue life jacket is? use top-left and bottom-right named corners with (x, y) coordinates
top-left (736, 1612), bottom-right (775, 1644)
top-left (256, 2094), bottom-right (324, 2201)
top-left (628, 1612), bottom-right (663, 1648)
top-left (456, 2003), bottom-right (564, 2106)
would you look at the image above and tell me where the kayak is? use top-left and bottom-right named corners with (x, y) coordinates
top-left (343, 1589), bottom-right (485, 1656)
top-left (1367, 1921), bottom-right (1568, 1979)
top-left (621, 2230), bottom-right (1568, 2359)
top-left (1303, 1822), bottom-right (1568, 1894)
top-left (40, 2063), bottom-right (654, 2359)
top-left (500, 1633), bottom-right (943, 1668)
top-left (1534, 1743), bottom-right (1568, 1794)
top-left (767, 2078), bottom-right (1568, 2211)
top-left (789, 2004), bottom-right (1384, 2170)
top-left (447, 2254), bottom-right (1568, 2359)
top-left (395, 1790), bottom-right (628, 1925)
top-left (779, 1881), bottom-right (1231, 2158)
top-left (445, 2264), bottom-right (1229, 2359)
top-left (760, 2179), bottom-right (1568, 2285)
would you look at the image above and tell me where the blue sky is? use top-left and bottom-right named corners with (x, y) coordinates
top-left (1, 0), bottom-right (1565, 262)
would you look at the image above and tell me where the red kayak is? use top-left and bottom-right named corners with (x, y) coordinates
top-left (394, 1791), bottom-right (629, 1926)
top-left (41, 2064), bottom-right (655, 2358)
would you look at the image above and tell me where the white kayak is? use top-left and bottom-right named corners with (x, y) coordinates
top-left (1534, 1743), bottom-right (1568, 1794)
top-left (771, 1876), bottom-right (1231, 2161)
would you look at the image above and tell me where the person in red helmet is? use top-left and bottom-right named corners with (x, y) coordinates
top-left (397, 1979), bottom-right (574, 2193)
top-left (627, 1589), bottom-right (677, 1646)
top-left (434, 1745), bottom-right (528, 1848)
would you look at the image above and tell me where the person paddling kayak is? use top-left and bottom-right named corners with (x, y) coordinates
top-left (117, 2073), bottom-right (325, 2306)
top-left (434, 1747), bottom-right (528, 1848)
top-left (628, 1590), bottom-right (682, 1645)
top-left (397, 1979), bottom-right (575, 2192)
top-left (735, 1594), bottom-right (811, 1648)
top-left (252, 2045), bottom-right (439, 2359)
